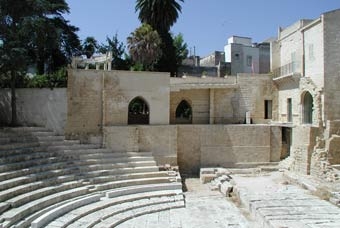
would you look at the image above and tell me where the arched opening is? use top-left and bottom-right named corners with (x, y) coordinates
top-left (128, 97), bottom-right (149, 125)
top-left (303, 92), bottom-right (313, 124)
top-left (175, 100), bottom-right (192, 124)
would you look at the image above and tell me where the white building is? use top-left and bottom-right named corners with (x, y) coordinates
top-left (224, 36), bottom-right (270, 75)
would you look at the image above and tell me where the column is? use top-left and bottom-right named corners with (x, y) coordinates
top-left (209, 89), bottom-right (215, 124)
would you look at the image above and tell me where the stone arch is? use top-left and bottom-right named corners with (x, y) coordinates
top-left (128, 97), bottom-right (149, 125)
top-left (302, 91), bottom-right (313, 124)
top-left (175, 100), bottom-right (192, 124)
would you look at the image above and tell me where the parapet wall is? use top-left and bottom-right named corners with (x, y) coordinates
top-left (103, 125), bottom-right (282, 175)
top-left (0, 88), bottom-right (67, 134)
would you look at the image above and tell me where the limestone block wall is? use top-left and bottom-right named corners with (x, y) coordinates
top-left (290, 125), bottom-right (319, 174)
top-left (323, 9), bottom-right (340, 121)
top-left (237, 74), bottom-right (276, 124)
top-left (104, 125), bottom-right (282, 175)
top-left (103, 126), bottom-right (178, 165)
top-left (0, 88), bottom-right (67, 134)
top-left (170, 89), bottom-right (210, 124)
top-left (65, 69), bottom-right (170, 138)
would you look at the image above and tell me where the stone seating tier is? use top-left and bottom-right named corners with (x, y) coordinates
top-left (0, 127), bottom-right (183, 228)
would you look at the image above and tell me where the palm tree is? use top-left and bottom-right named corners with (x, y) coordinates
top-left (135, 0), bottom-right (184, 76)
top-left (136, 0), bottom-right (184, 33)
top-left (127, 24), bottom-right (162, 71)
top-left (82, 36), bottom-right (98, 59)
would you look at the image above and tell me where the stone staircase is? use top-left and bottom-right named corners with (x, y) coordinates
top-left (0, 127), bottom-right (183, 228)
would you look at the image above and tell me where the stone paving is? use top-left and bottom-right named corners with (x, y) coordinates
top-left (233, 171), bottom-right (340, 228)
top-left (118, 171), bottom-right (340, 228)
top-left (117, 178), bottom-right (253, 228)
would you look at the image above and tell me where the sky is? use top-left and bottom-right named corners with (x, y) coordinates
top-left (64, 0), bottom-right (340, 57)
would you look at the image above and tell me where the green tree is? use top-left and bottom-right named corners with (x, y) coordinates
top-left (127, 24), bottom-right (162, 71)
top-left (135, 0), bottom-right (184, 76)
top-left (82, 36), bottom-right (98, 59)
top-left (173, 33), bottom-right (188, 67)
top-left (99, 34), bottom-right (130, 70)
top-left (31, 17), bottom-right (81, 75)
top-left (0, 0), bottom-right (79, 126)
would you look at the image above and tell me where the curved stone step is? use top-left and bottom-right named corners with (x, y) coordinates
top-left (106, 182), bottom-right (182, 198)
top-left (46, 190), bottom-right (183, 228)
top-left (0, 175), bottom-right (76, 202)
top-left (6, 180), bottom-right (83, 208)
top-left (0, 186), bottom-right (90, 228)
top-left (31, 194), bottom-right (102, 228)
top-left (93, 176), bottom-right (178, 192)
top-left (91, 200), bottom-right (185, 228)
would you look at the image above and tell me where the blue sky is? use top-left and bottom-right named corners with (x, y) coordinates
top-left (64, 0), bottom-right (340, 57)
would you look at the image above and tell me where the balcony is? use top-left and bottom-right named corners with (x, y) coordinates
top-left (272, 62), bottom-right (302, 85)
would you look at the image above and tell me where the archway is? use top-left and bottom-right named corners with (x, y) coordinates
top-left (175, 100), bottom-right (192, 124)
top-left (302, 91), bottom-right (313, 124)
top-left (128, 97), bottom-right (149, 125)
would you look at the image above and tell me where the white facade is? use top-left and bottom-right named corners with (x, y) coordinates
top-left (224, 36), bottom-right (269, 75)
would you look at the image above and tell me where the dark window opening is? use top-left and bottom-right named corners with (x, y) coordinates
top-left (303, 92), bottom-right (313, 124)
top-left (287, 98), bottom-right (292, 122)
top-left (175, 100), bottom-right (192, 124)
top-left (264, 100), bottom-right (272, 119)
top-left (128, 97), bottom-right (149, 125)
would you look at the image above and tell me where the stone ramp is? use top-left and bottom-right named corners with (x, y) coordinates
top-left (232, 171), bottom-right (340, 228)
top-left (0, 127), bottom-right (183, 228)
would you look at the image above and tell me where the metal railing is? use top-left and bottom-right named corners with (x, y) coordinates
top-left (272, 61), bottom-right (301, 78)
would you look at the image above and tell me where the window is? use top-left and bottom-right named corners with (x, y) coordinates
top-left (234, 53), bottom-right (240, 60)
top-left (175, 100), bottom-right (192, 124)
top-left (128, 97), bottom-right (149, 125)
top-left (303, 92), bottom-right (313, 124)
top-left (264, 100), bottom-right (272, 119)
top-left (287, 98), bottom-right (292, 122)
top-left (246, 55), bottom-right (252, 67)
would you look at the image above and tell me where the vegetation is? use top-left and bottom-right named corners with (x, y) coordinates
top-left (135, 0), bottom-right (184, 76)
top-left (127, 24), bottom-right (162, 71)
top-left (0, 0), bottom-right (81, 125)
top-left (99, 34), bottom-right (131, 70)
top-left (173, 33), bottom-right (189, 67)
top-left (82, 36), bottom-right (99, 59)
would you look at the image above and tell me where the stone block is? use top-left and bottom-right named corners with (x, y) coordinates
top-left (200, 174), bottom-right (216, 184)
top-left (220, 182), bottom-right (233, 197)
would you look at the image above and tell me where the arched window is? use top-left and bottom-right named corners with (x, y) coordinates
top-left (128, 97), bottom-right (149, 125)
top-left (303, 92), bottom-right (313, 124)
top-left (175, 100), bottom-right (192, 124)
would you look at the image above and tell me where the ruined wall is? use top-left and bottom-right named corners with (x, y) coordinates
top-left (290, 125), bottom-right (319, 174)
top-left (0, 88), bottom-right (67, 134)
top-left (103, 125), bottom-right (282, 175)
top-left (65, 69), bottom-right (170, 139)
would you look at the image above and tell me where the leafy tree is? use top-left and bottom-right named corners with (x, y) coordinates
top-left (173, 33), bottom-right (188, 67)
top-left (99, 34), bottom-right (130, 70)
top-left (135, 0), bottom-right (184, 76)
top-left (0, 0), bottom-right (79, 126)
top-left (127, 24), bottom-right (162, 71)
top-left (82, 36), bottom-right (98, 59)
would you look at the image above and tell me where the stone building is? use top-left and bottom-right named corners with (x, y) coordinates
top-left (224, 36), bottom-right (271, 75)
top-left (1, 9), bottom-right (340, 181)
top-left (270, 9), bottom-right (340, 180)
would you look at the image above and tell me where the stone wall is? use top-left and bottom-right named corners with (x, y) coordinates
top-left (65, 69), bottom-right (170, 139)
top-left (323, 10), bottom-right (340, 121)
top-left (290, 125), bottom-right (319, 174)
top-left (103, 125), bottom-right (282, 175)
top-left (0, 88), bottom-right (67, 134)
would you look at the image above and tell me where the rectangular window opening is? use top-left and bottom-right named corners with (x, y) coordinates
top-left (264, 100), bottom-right (272, 119)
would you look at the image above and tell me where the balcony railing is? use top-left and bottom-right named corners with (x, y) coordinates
top-left (272, 61), bottom-right (301, 78)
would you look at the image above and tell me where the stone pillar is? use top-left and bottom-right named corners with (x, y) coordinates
top-left (96, 63), bottom-right (100, 70)
top-left (246, 111), bottom-right (251, 124)
top-left (209, 89), bottom-right (215, 124)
